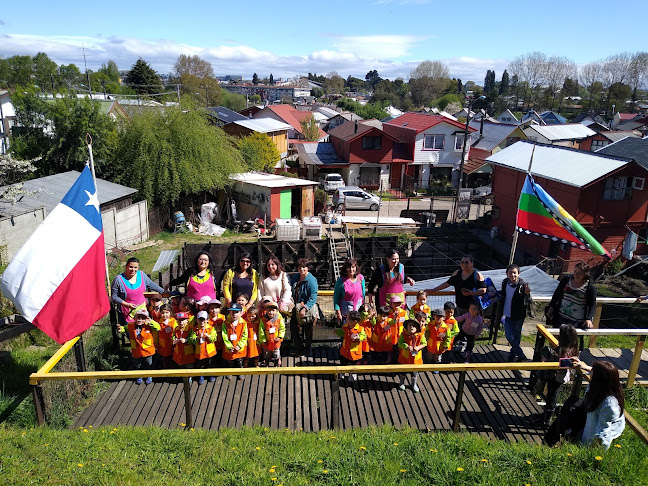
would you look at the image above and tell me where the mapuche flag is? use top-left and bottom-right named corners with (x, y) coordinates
top-left (1, 165), bottom-right (110, 343)
top-left (516, 174), bottom-right (610, 258)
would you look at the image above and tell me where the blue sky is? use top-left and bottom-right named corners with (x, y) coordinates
top-left (0, 1), bottom-right (643, 83)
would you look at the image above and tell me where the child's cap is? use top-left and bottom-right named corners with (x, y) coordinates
top-left (264, 301), bottom-right (279, 309)
top-left (198, 295), bottom-right (212, 305)
top-left (208, 298), bottom-right (222, 306)
top-left (197, 311), bottom-right (208, 320)
top-left (175, 312), bottom-right (189, 320)
top-left (228, 303), bottom-right (243, 311)
top-left (170, 290), bottom-right (182, 298)
top-left (261, 295), bottom-right (274, 304)
top-left (433, 308), bottom-right (444, 317)
top-left (134, 309), bottom-right (149, 318)
top-left (389, 295), bottom-right (403, 303)
top-left (148, 292), bottom-right (163, 301)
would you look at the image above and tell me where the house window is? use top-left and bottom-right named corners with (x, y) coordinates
top-left (502, 116), bottom-right (511, 122)
top-left (362, 135), bottom-right (382, 150)
top-left (424, 134), bottom-right (444, 150)
top-left (454, 134), bottom-right (466, 150)
top-left (591, 139), bottom-right (609, 150)
top-left (602, 176), bottom-right (633, 200)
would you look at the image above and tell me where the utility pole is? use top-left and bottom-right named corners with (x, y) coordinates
top-left (82, 44), bottom-right (91, 97)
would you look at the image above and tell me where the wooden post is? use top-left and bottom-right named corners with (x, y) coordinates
top-left (32, 384), bottom-right (45, 426)
top-left (73, 336), bottom-right (87, 372)
top-left (627, 335), bottom-right (646, 388)
top-left (529, 331), bottom-right (546, 391)
top-left (452, 371), bottom-right (467, 432)
top-left (588, 303), bottom-right (604, 348)
top-left (183, 377), bottom-right (193, 428)
top-left (331, 373), bottom-right (340, 430)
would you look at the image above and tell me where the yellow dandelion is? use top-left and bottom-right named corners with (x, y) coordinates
top-left (78, 426), bottom-right (83, 429)
top-left (317, 460), bottom-right (323, 464)
top-left (88, 425), bottom-right (92, 428)
top-left (526, 460), bottom-right (532, 465)
top-left (614, 444), bottom-right (621, 448)
top-left (179, 423), bottom-right (186, 427)
top-left (112, 428), bottom-right (117, 431)
top-left (330, 436), bottom-right (336, 439)
top-left (110, 431), bottom-right (114, 434)
top-left (78, 464), bottom-right (84, 468)
top-left (190, 428), bottom-right (195, 432)
top-left (102, 464), bottom-right (105, 467)
top-left (232, 447), bottom-right (236, 450)
top-left (271, 478), bottom-right (277, 482)
top-left (393, 442), bottom-right (398, 446)
top-left (595, 456), bottom-right (603, 461)
top-left (269, 469), bottom-right (276, 474)
top-left (430, 449), bottom-right (437, 452)
top-left (481, 459), bottom-right (488, 463)
top-left (400, 469), bottom-right (406, 473)
top-left (255, 447), bottom-right (261, 450)
top-left (567, 453), bottom-right (572, 457)
top-left (271, 465), bottom-right (278, 468)
top-left (359, 446), bottom-right (366, 450)
top-left (323, 470), bottom-right (329, 474)
top-left (83, 429), bottom-right (88, 433)
top-left (457, 467), bottom-right (464, 472)
top-left (525, 484), bottom-right (531, 486)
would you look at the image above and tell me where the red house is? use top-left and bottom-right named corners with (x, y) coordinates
top-left (487, 141), bottom-right (648, 272)
top-left (579, 130), bottom-right (641, 152)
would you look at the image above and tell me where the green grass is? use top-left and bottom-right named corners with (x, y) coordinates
top-left (0, 425), bottom-right (645, 485)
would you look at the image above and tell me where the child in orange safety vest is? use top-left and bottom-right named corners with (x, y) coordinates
top-left (443, 301), bottom-right (460, 354)
top-left (173, 312), bottom-right (196, 368)
top-left (222, 303), bottom-right (248, 379)
top-left (387, 294), bottom-right (407, 364)
top-left (157, 304), bottom-right (177, 369)
top-left (398, 319), bottom-right (427, 393)
top-left (208, 299), bottom-right (225, 366)
top-left (335, 310), bottom-right (367, 382)
top-left (369, 305), bottom-right (392, 364)
top-left (358, 306), bottom-right (372, 364)
top-left (425, 309), bottom-right (449, 372)
top-left (410, 290), bottom-right (431, 323)
top-left (194, 311), bottom-right (218, 385)
top-left (258, 301), bottom-right (286, 367)
top-left (244, 305), bottom-right (261, 368)
top-left (128, 309), bottom-right (160, 385)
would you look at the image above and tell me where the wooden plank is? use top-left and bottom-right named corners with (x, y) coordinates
top-left (314, 348), bottom-right (330, 429)
top-left (306, 357), bottom-right (320, 432)
top-left (204, 377), bottom-right (226, 429)
top-left (261, 373), bottom-right (274, 428)
top-left (226, 377), bottom-right (244, 429)
top-left (236, 373), bottom-right (252, 429)
top-left (301, 368), bottom-right (312, 432)
top-left (73, 381), bottom-right (116, 427)
top-left (244, 373), bottom-right (259, 427)
top-left (253, 374), bottom-right (265, 426)
top-left (358, 371), bottom-right (378, 427)
top-left (286, 355), bottom-right (295, 429)
top-left (212, 378), bottom-right (232, 430)
top-left (109, 381), bottom-right (139, 425)
top-left (271, 371), bottom-right (282, 430)
top-left (141, 381), bottom-right (170, 427)
top-left (157, 382), bottom-right (184, 428)
top-left (293, 362), bottom-right (303, 429)
top-left (121, 380), bottom-right (151, 426)
top-left (87, 381), bottom-right (125, 428)
top-left (194, 380), bottom-right (216, 428)
top-left (416, 372), bottom-right (446, 431)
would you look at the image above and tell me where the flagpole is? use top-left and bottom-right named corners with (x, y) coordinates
top-left (86, 134), bottom-right (112, 297)
top-left (508, 144), bottom-right (536, 265)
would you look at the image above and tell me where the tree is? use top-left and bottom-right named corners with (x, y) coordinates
top-left (58, 63), bottom-right (82, 89)
top-left (220, 89), bottom-right (246, 111)
top-left (99, 60), bottom-right (120, 82)
top-left (269, 74), bottom-right (274, 85)
top-left (32, 52), bottom-right (58, 91)
top-left (601, 53), bottom-right (631, 113)
top-left (11, 88), bottom-right (118, 176)
top-left (484, 70), bottom-right (496, 92)
top-left (346, 75), bottom-right (365, 91)
top-left (562, 77), bottom-right (580, 97)
top-left (0, 153), bottom-right (38, 203)
top-left (409, 60), bottom-right (450, 106)
top-left (365, 70), bottom-right (382, 89)
top-left (114, 107), bottom-right (244, 206)
top-left (174, 55), bottom-right (214, 79)
top-left (252, 73), bottom-right (259, 85)
top-left (579, 61), bottom-right (603, 111)
top-left (323, 72), bottom-right (344, 94)
top-left (300, 115), bottom-right (320, 141)
top-left (628, 52), bottom-right (648, 109)
top-left (5, 55), bottom-right (33, 87)
top-left (456, 78), bottom-right (463, 94)
top-left (499, 70), bottom-right (510, 95)
top-left (311, 87), bottom-right (324, 98)
top-left (237, 132), bottom-right (280, 171)
top-left (124, 58), bottom-right (162, 95)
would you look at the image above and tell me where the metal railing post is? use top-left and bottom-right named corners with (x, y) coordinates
top-left (452, 370), bottom-right (467, 432)
top-left (529, 331), bottom-right (545, 391)
top-left (73, 336), bottom-right (87, 372)
top-left (183, 377), bottom-right (193, 428)
top-left (331, 373), bottom-right (340, 430)
top-left (32, 384), bottom-right (45, 426)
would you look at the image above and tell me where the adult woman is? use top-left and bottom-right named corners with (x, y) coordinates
top-left (259, 255), bottom-right (292, 313)
top-left (496, 264), bottom-right (532, 362)
top-left (290, 258), bottom-right (319, 355)
top-left (166, 252), bottom-right (220, 301)
top-left (111, 257), bottom-right (165, 324)
top-left (221, 252), bottom-right (260, 310)
top-left (367, 249), bottom-right (415, 308)
top-left (333, 258), bottom-right (365, 323)
top-left (426, 255), bottom-right (486, 316)
top-left (572, 358), bottom-right (626, 449)
top-left (546, 262), bottom-right (596, 329)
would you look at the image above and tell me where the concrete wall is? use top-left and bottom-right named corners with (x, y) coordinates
top-left (102, 200), bottom-right (149, 250)
top-left (0, 208), bottom-right (46, 263)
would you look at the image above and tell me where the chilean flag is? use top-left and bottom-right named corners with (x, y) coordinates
top-left (1, 165), bottom-right (110, 344)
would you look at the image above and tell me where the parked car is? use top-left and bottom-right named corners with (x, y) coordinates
top-left (333, 187), bottom-right (381, 211)
top-left (319, 173), bottom-right (345, 192)
top-left (472, 185), bottom-right (493, 205)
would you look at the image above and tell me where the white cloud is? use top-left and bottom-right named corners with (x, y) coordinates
top-left (0, 33), bottom-right (501, 83)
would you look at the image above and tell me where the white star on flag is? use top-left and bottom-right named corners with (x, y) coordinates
top-left (85, 190), bottom-right (100, 213)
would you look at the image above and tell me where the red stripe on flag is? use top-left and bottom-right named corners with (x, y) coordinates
top-left (516, 210), bottom-right (582, 246)
top-left (33, 235), bottom-right (110, 344)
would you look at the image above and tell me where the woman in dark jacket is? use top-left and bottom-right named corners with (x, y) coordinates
top-left (496, 264), bottom-right (532, 362)
top-left (546, 262), bottom-right (596, 329)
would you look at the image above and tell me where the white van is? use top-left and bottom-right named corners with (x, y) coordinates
top-left (319, 173), bottom-right (345, 192)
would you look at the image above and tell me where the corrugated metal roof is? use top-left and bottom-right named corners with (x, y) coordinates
top-left (230, 172), bottom-right (318, 188)
top-left (233, 118), bottom-right (292, 133)
top-left (205, 106), bottom-right (248, 123)
top-left (296, 142), bottom-right (347, 166)
top-left (0, 171), bottom-right (138, 218)
top-left (152, 250), bottom-right (180, 272)
top-left (486, 141), bottom-right (629, 187)
top-left (468, 121), bottom-right (522, 152)
top-left (525, 123), bottom-right (595, 141)
top-left (596, 137), bottom-right (648, 170)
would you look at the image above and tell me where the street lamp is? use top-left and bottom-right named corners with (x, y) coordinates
top-left (453, 95), bottom-right (486, 223)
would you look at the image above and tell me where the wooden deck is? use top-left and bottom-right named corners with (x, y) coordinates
top-left (73, 345), bottom-right (555, 443)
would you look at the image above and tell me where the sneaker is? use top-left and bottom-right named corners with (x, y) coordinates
top-left (198, 376), bottom-right (205, 385)
top-left (350, 373), bottom-right (357, 382)
top-left (412, 384), bottom-right (420, 393)
top-left (517, 356), bottom-right (530, 362)
top-left (433, 370), bottom-right (440, 375)
top-left (136, 378), bottom-right (143, 385)
top-left (209, 376), bottom-right (216, 383)
top-left (507, 352), bottom-right (517, 362)
top-left (399, 383), bottom-right (406, 391)
top-left (237, 375), bottom-right (244, 381)
top-left (145, 377), bottom-right (152, 385)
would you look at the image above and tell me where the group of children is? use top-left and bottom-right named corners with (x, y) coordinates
top-left (121, 291), bottom-right (287, 384)
top-left (335, 290), bottom-right (489, 392)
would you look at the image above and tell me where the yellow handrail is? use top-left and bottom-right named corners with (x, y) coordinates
top-left (35, 336), bottom-right (79, 375)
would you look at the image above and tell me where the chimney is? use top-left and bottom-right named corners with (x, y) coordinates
top-left (480, 114), bottom-right (485, 137)
top-left (355, 121), bottom-right (358, 133)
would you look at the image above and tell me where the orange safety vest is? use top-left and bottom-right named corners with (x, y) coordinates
top-left (411, 302), bottom-right (430, 317)
top-left (445, 317), bottom-right (460, 347)
top-left (222, 318), bottom-right (247, 360)
top-left (388, 308), bottom-right (407, 345)
top-left (360, 317), bottom-right (372, 353)
top-left (128, 322), bottom-right (156, 358)
top-left (210, 314), bottom-right (225, 352)
top-left (246, 318), bottom-right (260, 358)
top-left (340, 323), bottom-right (364, 361)
top-left (260, 316), bottom-right (283, 351)
top-left (194, 324), bottom-right (217, 360)
top-left (369, 317), bottom-right (393, 352)
top-left (426, 321), bottom-right (450, 354)
top-left (398, 331), bottom-right (424, 365)
top-left (157, 317), bottom-right (177, 357)
top-left (173, 328), bottom-right (195, 365)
